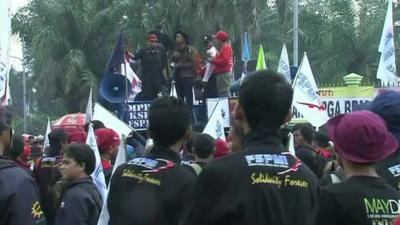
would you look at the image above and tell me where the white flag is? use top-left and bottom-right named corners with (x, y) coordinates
top-left (292, 53), bottom-right (329, 127)
top-left (377, 0), bottom-right (398, 84)
top-left (85, 87), bottom-right (93, 123)
top-left (86, 124), bottom-right (108, 202)
top-left (42, 118), bottom-right (51, 151)
top-left (202, 63), bottom-right (215, 82)
top-left (93, 103), bottom-right (132, 137)
top-left (192, 87), bottom-right (198, 106)
top-left (203, 101), bottom-right (226, 140)
top-left (277, 44), bottom-right (291, 83)
top-left (287, 132), bottom-right (296, 156)
top-left (170, 81), bottom-right (177, 98)
top-left (97, 137), bottom-right (127, 225)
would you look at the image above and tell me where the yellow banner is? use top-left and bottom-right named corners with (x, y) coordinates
top-left (291, 86), bottom-right (374, 124)
top-left (319, 86), bottom-right (374, 98)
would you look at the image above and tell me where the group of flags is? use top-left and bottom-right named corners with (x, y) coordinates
top-left (237, 0), bottom-right (398, 128)
top-left (40, 2), bottom-right (399, 223)
top-left (105, 33), bottom-right (143, 101)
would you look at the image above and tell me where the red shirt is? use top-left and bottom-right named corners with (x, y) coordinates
top-left (211, 44), bottom-right (233, 74)
top-left (316, 147), bottom-right (333, 159)
top-left (101, 159), bottom-right (113, 171)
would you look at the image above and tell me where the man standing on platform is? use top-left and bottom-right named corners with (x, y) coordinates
top-left (171, 31), bottom-right (202, 110)
top-left (134, 34), bottom-right (168, 101)
top-left (209, 31), bottom-right (233, 97)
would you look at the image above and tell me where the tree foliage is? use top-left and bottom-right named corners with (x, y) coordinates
top-left (11, 0), bottom-right (398, 116)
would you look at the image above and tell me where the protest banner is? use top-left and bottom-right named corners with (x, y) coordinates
top-left (123, 101), bottom-right (152, 131)
top-left (291, 86), bottom-right (374, 123)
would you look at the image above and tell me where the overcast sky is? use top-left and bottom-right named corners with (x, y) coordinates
top-left (9, 0), bottom-right (29, 71)
top-left (10, 0), bottom-right (29, 15)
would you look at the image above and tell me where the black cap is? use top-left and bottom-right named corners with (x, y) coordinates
top-left (203, 35), bottom-right (213, 43)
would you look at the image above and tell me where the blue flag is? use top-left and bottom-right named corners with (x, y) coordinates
top-left (242, 32), bottom-right (251, 62)
top-left (105, 33), bottom-right (125, 74)
top-left (240, 32), bottom-right (251, 84)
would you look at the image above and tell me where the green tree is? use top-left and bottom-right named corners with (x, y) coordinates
top-left (11, 0), bottom-right (398, 118)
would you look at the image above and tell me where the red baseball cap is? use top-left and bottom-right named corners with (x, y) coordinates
top-left (214, 139), bottom-right (229, 158)
top-left (95, 128), bottom-right (120, 153)
top-left (214, 31), bottom-right (229, 42)
top-left (68, 131), bottom-right (87, 144)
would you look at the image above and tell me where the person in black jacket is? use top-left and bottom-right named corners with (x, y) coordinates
top-left (293, 124), bottom-right (327, 178)
top-left (0, 109), bottom-right (46, 225)
top-left (134, 34), bottom-right (168, 101)
top-left (55, 144), bottom-right (102, 225)
top-left (315, 111), bottom-right (400, 225)
top-left (184, 133), bottom-right (215, 176)
top-left (108, 96), bottom-right (196, 225)
top-left (183, 70), bottom-right (318, 225)
top-left (34, 129), bottom-right (68, 225)
top-left (369, 91), bottom-right (400, 191)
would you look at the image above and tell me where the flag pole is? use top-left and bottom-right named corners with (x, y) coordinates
top-left (207, 100), bottom-right (221, 122)
top-left (117, 15), bottom-right (129, 104)
top-left (123, 52), bottom-right (129, 102)
top-left (293, 0), bottom-right (299, 66)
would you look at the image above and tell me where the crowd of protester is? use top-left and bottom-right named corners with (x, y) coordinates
top-left (1, 32), bottom-right (400, 225)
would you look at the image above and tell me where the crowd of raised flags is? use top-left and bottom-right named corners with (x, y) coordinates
top-left (22, 0), bottom-right (400, 221)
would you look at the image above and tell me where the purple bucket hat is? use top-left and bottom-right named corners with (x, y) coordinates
top-left (327, 110), bottom-right (398, 163)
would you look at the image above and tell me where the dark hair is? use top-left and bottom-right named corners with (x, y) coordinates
top-left (48, 129), bottom-right (69, 156)
top-left (84, 120), bottom-right (106, 132)
top-left (203, 35), bottom-right (213, 43)
top-left (185, 131), bottom-right (199, 154)
top-left (2, 106), bottom-right (13, 127)
top-left (175, 30), bottom-right (189, 44)
top-left (148, 96), bottom-right (191, 147)
top-left (155, 24), bottom-right (162, 30)
top-left (148, 30), bottom-right (161, 39)
top-left (230, 119), bottom-right (245, 145)
top-left (292, 124), bottom-right (314, 144)
top-left (278, 127), bottom-right (291, 147)
top-left (30, 145), bottom-right (43, 158)
top-left (8, 135), bottom-right (24, 160)
top-left (312, 131), bottom-right (330, 148)
top-left (193, 134), bottom-right (215, 159)
top-left (239, 70), bottom-right (293, 133)
top-left (63, 144), bottom-right (96, 175)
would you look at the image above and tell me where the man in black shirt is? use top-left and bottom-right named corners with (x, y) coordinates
top-left (369, 91), bottom-right (400, 191)
top-left (293, 124), bottom-right (326, 178)
top-left (315, 110), bottom-right (400, 225)
top-left (34, 129), bottom-right (69, 225)
top-left (184, 133), bottom-right (215, 175)
top-left (149, 24), bottom-right (174, 52)
top-left (135, 34), bottom-right (168, 101)
top-left (183, 70), bottom-right (318, 225)
top-left (108, 97), bottom-right (196, 225)
top-left (0, 109), bottom-right (46, 225)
